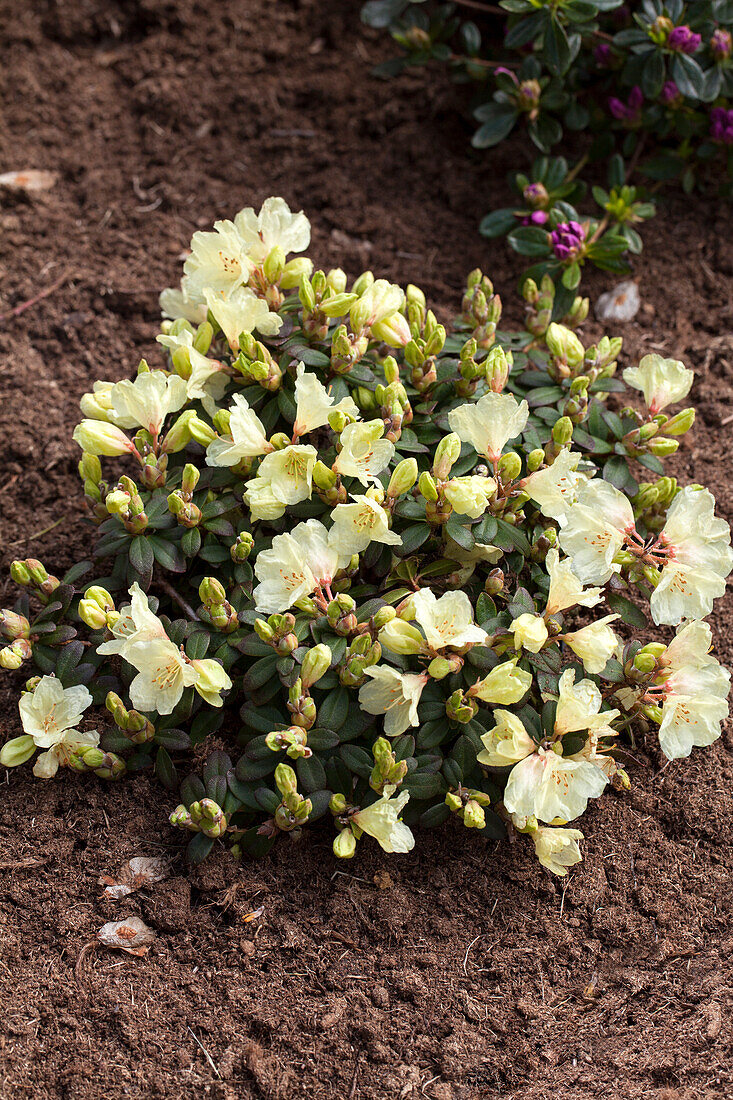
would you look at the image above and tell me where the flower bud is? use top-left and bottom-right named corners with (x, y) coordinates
top-left (485, 569), bottom-right (504, 595)
top-left (446, 689), bottom-right (478, 724)
top-left (320, 292), bottom-right (359, 318)
top-left (161, 410), bottom-right (196, 454)
top-left (419, 471), bottom-right (439, 502)
top-left (0, 639), bottom-right (32, 669)
top-left (231, 531), bottom-right (254, 563)
top-left (646, 437), bottom-right (679, 457)
top-left (199, 577), bottom-right (227, 606)
top-left (0, 734), bottom-right (36, 767)
top-left (188, 415), bottom-right (217, 447)
top-left (0, 610), bottom-right (30, 641)
top-left (72, 420), bottom-right (135, 457)
top-left (433, 432), bottom-right (462, 480)
top-left (486, 346), bottom-right (510, 393)
top-left (427, 655), bottom-right (463, 680)
top-left (633, 652), bottom-right (658, 674)
top-left (498, 451), bottom-right (522, 482)
top-left (78, 598), bottom-right (109, 631)
top-left (351, 271), bottom-right (374, 296)
top-left (301, 644), bottom-right (332, 689)
top-left (372, 605), bottom-right (397, 630)
top-left (326, 268), bottom-right (348, 294)
top-left (333, 828), bottom-right (357, 858)
top-left (662, 408), bottom-right (695, 436)
top-left (463, 799), bottom-right (486, 830)
top-left (372, 312), bottom-right (411, 348)
top-left (387, 457), bottom-right (418, 498)
top-left (275, 763), bottom-right (298, 798)
top-left (527, 448), bottom-right (545, 473)
top-left (552, 416), bottom-right (574, 446)
top-left (263, 245), bottom-right (286, 284)
top-left (546, 323), bottom-right (585, 367)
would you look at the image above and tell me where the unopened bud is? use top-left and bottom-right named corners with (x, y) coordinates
top-left (300, 644), bottom-right (332, 689)
top-left (419, 471), bottom-right (439, 502)
top-left (498, 451), bottom-right (522, 482)
top-left (552, 416), bottom-right (574, 446)
top-left (387, 457), bottom-right (418, 498)
top-left (333, 828), bottom-right (357, 858)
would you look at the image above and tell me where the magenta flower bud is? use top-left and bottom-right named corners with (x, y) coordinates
top-left (517, 79), bottom-right (541, 112)
top-left (609, 87), bottom-right (643, 125)
top-left (660, 81), bottom-right (682, 105)
top-left (523, 181), bottom-right (549, 209)
top-left (710, 28), bottom-right (732, 61)
top-left (668, 26), bottom-right (701, 54)
top-left (710, 107), bottom-right (733, 144)
top-left (550, 221), bottom-right (585, 262)
top-left (594, 43), bottom-right (613, 66)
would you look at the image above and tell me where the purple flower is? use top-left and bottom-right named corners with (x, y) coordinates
top-left (522, 211), bottom-right (549, 227)
top-left (667, 25), bottom-right (702, 54)
top-left (660, 81), bottom-right (682, 106)
top-left (710, 107), bottom-right (733, 144)
top-left (710, 29), bottom-right (732, 61)
top-left (594, 43), bottom-right (613, 67)
top-left (609, 86), bottom-right (644, 125)
top-left (550, 221), bottom-right (586, 261)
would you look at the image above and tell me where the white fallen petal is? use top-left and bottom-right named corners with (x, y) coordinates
top-left (97, 916), bottom-right (156, 953)
top-left (594, 280), bottom-right (640, 323)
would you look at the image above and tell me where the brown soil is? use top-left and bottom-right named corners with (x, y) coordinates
top-left (1, 1), bottom-right (732, 1097)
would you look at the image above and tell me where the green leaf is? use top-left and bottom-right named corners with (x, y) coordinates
top-left (445, 513), bottom-right (474, 551)
top-left (479, 208), bottom-right (519, 239)
top-left (472, 104), bottom-right (519, 149)
top-left (607, 592), bottom-right (648, 629)
top-left (155, 746), bottom-right (178, 791)
top-left (317, 686), bottom-right (349, 731)
top-left (508, 226), bottom-right (551, 257)
top-left (129, 536), bottom-right (154, 578)
top-left (543, 16), bottom-right (571, 75)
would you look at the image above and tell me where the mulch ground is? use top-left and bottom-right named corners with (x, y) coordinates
top-left (0, 1), bottom-right (732, 1097)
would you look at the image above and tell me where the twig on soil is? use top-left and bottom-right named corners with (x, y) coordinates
top-left (187, 1026), bottom-right (221, 1079)
top-left (0, 269), bottom-right (71, 325)
top-left (0, 857), bottom-right (48, 870)
top-left (75, 939), bottom-right (97, 986)
top-left (8, 515), bottom-right (66, 546)
top-left (462, 932), bottom-right (483, 976)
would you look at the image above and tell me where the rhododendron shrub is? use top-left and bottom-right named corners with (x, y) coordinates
top-left (1, 198), bottom-right (730, 875)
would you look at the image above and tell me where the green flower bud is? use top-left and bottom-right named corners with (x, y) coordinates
top-left (546, 323), bottom-right (585, 368)
top-left (231, 531), bottom-right (254, 563)
top-left (78, 452), bottom-right (102, 485)
top-left (78, 598), bottom-right (109, 631)
top-left (498, 451), bottom-right (522, 482)
top-left (433, 433), bottom-right (462, 480)
top-left (320, 292), bottom-right (359, 318)
top-left (633, 652), bottom-right (658, 674)
top-left (0, 640), bottom-right (32, 669)
top-left (329, 793), bottom-right (347, 815)
top-left (351, 271), bottom-right (374, 297)
top-left (646, 437), bottom-right (679, 457)
top-left (372, 605), bottom-right (397, 630)
top-left (263, 245), bottom-right (286, 284)
top-left (161, 410), bottom-right (195, 453)
top-left (0, 734), bottom-right (36, 768)
top-left (552, 416), bottom-right (574, 446)
top-left (301, 644), bottom-right (332, 689)
top-left (463, 799), bottom-right (486, 830)
top-left (327, 268), bottom-right (348, 294)
top-left (275, 763), bottom-right (298, 798)
top-left (527, 448), bottom-right (545, 473)
top-left (10, 561), bottom-right (32, 587)
top-left (170, 804), bottom-right (194, 830)
top-left (0, 610), bottom-right (30, 641)
top-left (333, 828), bottom-right (357, 858)
top-left (199, 577), bottom-right (227, 606)
top-left (388, 457), bottom-right (418, 498)
top-left (188, 416), bottom-right (217, 447)
top-left (419, 471), bottom-right (439, 502)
